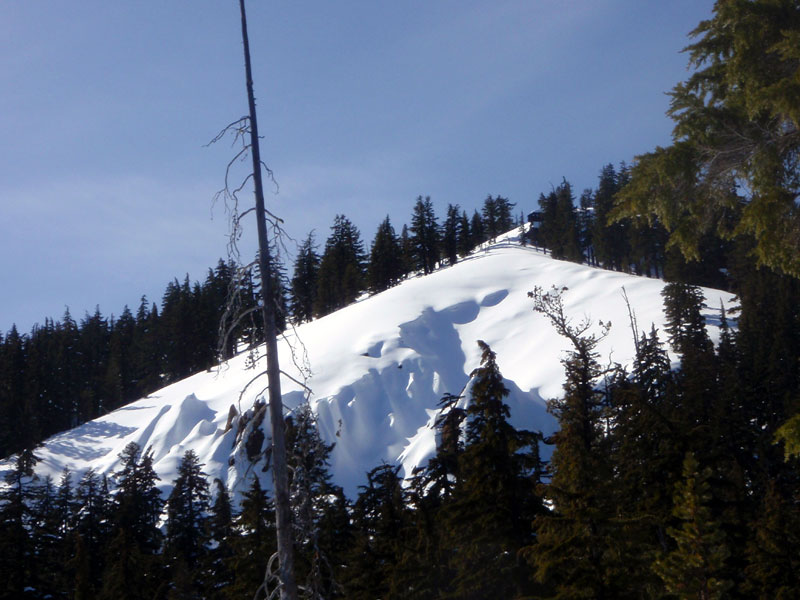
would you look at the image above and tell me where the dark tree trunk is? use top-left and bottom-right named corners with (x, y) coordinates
top-left (237, 1), bottom-right (298, 598)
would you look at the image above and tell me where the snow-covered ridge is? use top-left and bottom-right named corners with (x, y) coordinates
top-left (1, 240), bottom-right (736, 500)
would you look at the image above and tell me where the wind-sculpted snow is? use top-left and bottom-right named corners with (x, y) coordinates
top-left (1, 238), bottom-right (738, 501)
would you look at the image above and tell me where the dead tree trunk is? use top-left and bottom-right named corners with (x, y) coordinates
top-left (237, 1), bottom-right (298, 598)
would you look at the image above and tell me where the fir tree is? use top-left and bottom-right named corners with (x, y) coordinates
top-left (526, 286), bottom-right (616, 598)
top-left (410, 196), bottom-right (440, 275)
top-left (653, 453), bottom-right (733, 600)
top-left (314, 215), bottom-right (366, 317)
top-left (164, 450), bottom-right (211, 597)
top-left (441, 203), bottom-right (460, 266)
top-left (442, 341), bottom-right (546, 600)
top-left (291, 232), bottom-right (320, 323)
top-left (367, 216), bottom-right (403, 293)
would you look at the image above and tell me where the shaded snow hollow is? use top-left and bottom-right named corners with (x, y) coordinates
top-left (1, 237), bottom-right (736, 500)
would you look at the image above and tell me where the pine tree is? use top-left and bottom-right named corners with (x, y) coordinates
top-left (343, 464), bottom-right (408, 600)
top-left (470, 209), bottom-right (485, 246)
top-left (525, 286), bottom-right (616, 598)
top-left (653, 453), bottom-right (733, 600)
top-left (456, 210), bottom-right (472, 257)
top-left (101, 442), bottom-right (164, 599)
top-left (614, 1), bottom-right (800, 277)
top-left (410, 196), bottom-right (440, 275)
top-left (367, 216), bottom-right (403, 293)
top-left (225, 477), bottom-right (277, 600)
top-left (286, 404), bottom-right (346, 599)
top-left (441, 203), bottom-right (460, 266)
top-left (314, 215), bottom-right (366, 317)
top-left (164, 450), bottom-right (211, 598)
top-left (442, 341), bottom-right (546, 600)
top-left (0, 455), bottom-right (38, 600)
top-left (291, 232), bottom-right (320, 323)
top-left (203, 479), bottom-right (235, 600)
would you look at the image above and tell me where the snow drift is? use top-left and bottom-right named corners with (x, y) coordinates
top-left (1, 237), bottom-right (736, 500)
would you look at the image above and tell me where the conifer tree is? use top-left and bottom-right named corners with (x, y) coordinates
top-left (101, 442), bottom-right (164, 599)
top-left (526, 286), bottom-right (616, 598)
top-left (470, 209), bottom-right (485, 246)
top-left (226, 476), bottom-right (277, 600)
top-left (410, 196), bottom-right (440, 275)
top-left (0, 455), bottom-right (38, 600)
top-left (456, 210), bottom-right (472, 257)
top-left (164, 450), bottom-right (211, 597)
top-left (442, 341), bottom-right (546, 600)
top-left (441, 203), bottom-right (460, 266)
top-left (290, 232), bottom-right (320, 323)
top-left (314, 215), bottom-right (366, 317)
top-left (343, 464), bottom-right (408, 600)
top-left (367, 216), bottom-right (403, 293)
top-left (654, 453), bottom-right (733, 600)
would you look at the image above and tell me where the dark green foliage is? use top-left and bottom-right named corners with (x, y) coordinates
top-left (314, 214), bottom-right (366, 317)
top-left (481, 195), bottom-right (516, 240)
top-left (456, 210), bottom-right (472, 257)
top-left (367, 216), bottom-right (404, 293)
top-left (290, 232), bottom-right (320, 323)
top-left (526, 286), bottom-right (615, 599)
top-left (286, 404), bottom-right (348, 598)
top-left (469, 209), bottom-right (485, 245)
top-left (0, 456), bottom-right (38, 600)
top-left (410, 196), bottom-right (440, 275)
top-left (442, 341), bottom-right (546, 600)
top-left (343, 464), bottom-right (408, 600)
top-left (441, 203), bottom-right (460, 266)
top-left (614, 0), bottom-right (800, 277)
top-left (591, 164), bottom-right (629, 271)
top-left (164, 450), bottom-right (211, 597)
top-left (225, 477), bottom-right (276, 600)
top-left (538, 180), bottom-right (582, 262)
top-left (653, 453), bottom-right (733, 600)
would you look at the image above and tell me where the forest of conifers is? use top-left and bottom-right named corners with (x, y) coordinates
top-left (2, 0), bottom-right (800, 598)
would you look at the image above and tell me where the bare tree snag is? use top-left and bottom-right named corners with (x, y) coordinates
top-left (237, 1), bottom-right (298, 598)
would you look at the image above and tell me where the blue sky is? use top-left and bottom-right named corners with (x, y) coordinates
top-left (0, 1), bottom-right (714, 333)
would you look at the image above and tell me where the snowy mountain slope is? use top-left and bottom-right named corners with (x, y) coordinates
top-left (1, 239), bottom-right (737, 500)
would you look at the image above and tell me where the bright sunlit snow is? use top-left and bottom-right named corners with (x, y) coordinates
top-left (1, 235), bottom-right (736, 500)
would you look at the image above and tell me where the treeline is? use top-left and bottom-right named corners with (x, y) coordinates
top-left (3, 263), bottom-right (799, 598)
top-left (0, 193), bottom-right (519, 459)
top-left (0, 260), bottom-right (280, 459)
top-left (0, 405), bottom-right (349, 600)
top-left (528, 164), bottom-right (731, 291)
top-left (291, 194), bottom-right (518, 321)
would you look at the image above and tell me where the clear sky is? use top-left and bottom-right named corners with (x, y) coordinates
top-left (0, 0), bottom-right (715, 334)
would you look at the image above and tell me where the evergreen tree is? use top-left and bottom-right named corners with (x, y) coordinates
top-left (343, 464), bottom-right (408, 600)
top-left (367, 216), bottom-right (403, 293)
top-left (441, 203), bottom-right (460, 266)
top-left (526, 286), bottom-right (616, 598)
top-left (442, 341), bottom-right (546, 600)
top-left (470, 209), bottom-right (485, 246)
top-left (614, 1), bottom-right (800, 277)
top-left (206, 479), bottom-right (235, 600)
top-left (286, 404), bottom-right (347, 599)
top-left (101, 442), bottom-right (164, 599)
top-left (653, 453), bottom-right (733, 600)
top-left (399, 224), bottom-right (415, 278)
top-left (225, 477), bottom-right (277, 600)
top-left (163, 450), bottom-right (211, 599)
top-left (591, 164), bottom-right (628, 271)
top-left (456, 210), bottom-right (472, 257)
top-left (314, 215), bottom-right (366, 317)
top-left (290, 232), bottom-right (320, 323)
top-left (410, 196), bottom-right (440, 275)
top-left (0, 456), bottom-right (38, 600)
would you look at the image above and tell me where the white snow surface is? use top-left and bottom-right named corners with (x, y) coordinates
top-left (1, 236), bottom-right (736, 501)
